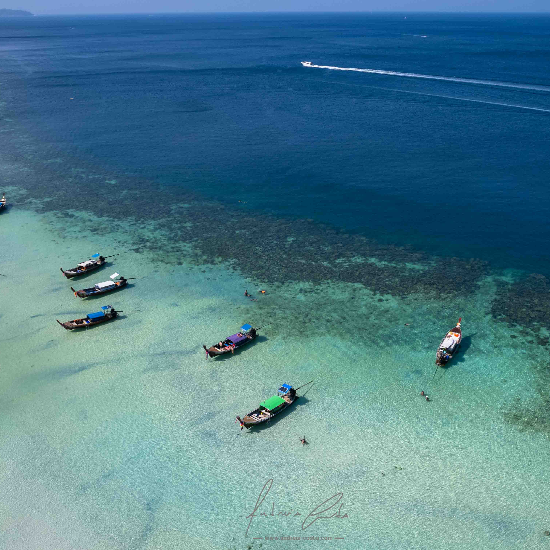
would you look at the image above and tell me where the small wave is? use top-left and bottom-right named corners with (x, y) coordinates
top-left (301, 62), bottom-right (550, 93)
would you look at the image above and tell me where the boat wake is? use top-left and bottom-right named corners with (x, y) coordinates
top-left (314, 78), bottom-right (550, 113)
top-left (300, 61), bottom-right (550, 93)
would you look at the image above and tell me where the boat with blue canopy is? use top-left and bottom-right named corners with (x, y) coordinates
top-left (57, 305), bottom-right (120, 330)
top-left (71, 273), bottom-right (128, 298)
top-left (0, 193), bottom-right (6, 211)
top-left (60, 253), bottom-right (106, 278)
top-left (236, 381), bottom-right (313, 429)
top-left (203, 323), bottom-right (258, 358)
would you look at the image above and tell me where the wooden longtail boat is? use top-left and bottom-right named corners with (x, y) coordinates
top-left (57, 305), bottom-right (120, 330)
top-left (237, 384), bottom-right (297, 429)
top-left (0, 193), bottom-right (6, 211)
top-left (236, 381), bottom-right (313, 430)
top-left (71, 274), bottom-right (128, 298)
top-left (60, 253), bottom-right (106, 278)
top-left (435, 317), bottom-right (462, 366)
top-left (203, 324), bottom-right (257, 358)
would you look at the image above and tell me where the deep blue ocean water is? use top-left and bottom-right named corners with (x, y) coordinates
top-left (1, 12), bottom-right (550, 274)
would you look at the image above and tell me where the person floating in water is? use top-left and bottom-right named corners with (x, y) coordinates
top-left (244, 290), bottom-right (249, 297)
top-left (299, 436), bottom-right (308, 445)
top-left (420, 390), bottom-right (430, 402)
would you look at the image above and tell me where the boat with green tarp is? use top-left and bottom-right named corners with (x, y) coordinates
top-left (236, 380), bottom-right (313, 429)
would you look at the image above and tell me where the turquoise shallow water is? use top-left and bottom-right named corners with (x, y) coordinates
top-left (1, 207), bottom-right (550, 549)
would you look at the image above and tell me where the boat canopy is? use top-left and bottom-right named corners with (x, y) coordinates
top-left (91, 253), bottom-right (101, 258)
top-left (110, 272), bottom-right (120, 279)
top-left (87, 310), bottom-right (106, 319)
top-left (227, 333), bottom-right (248, 345)
top-left (278, 384), bottom-right (292, 395)
top-left (241, 323), bottom-right (252, 332)
top-left (441, 334), bottom-right (458, 349)
top-left (95, 281), bottom-right (115, 289)
top-left (260, 395), bottom-right (285, 411)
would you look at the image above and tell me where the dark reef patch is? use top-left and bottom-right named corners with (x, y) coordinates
top-left (491, 274), bottom-right (550, 334)
top-left (30, 181), bottom-right (489, 301)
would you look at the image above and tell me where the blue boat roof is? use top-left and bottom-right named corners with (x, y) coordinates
top-left (91, 253), bottom-right (100, 258)
top-left (277, 383), bottom-right (293, 395)
top-left (241, 323), bottom-right (252, 331)
top-left (87, 311), bottom-right (105, 319)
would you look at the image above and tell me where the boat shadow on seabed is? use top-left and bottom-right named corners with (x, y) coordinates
top-left (437, 334), bottom-right (474, 375)
top-left (449, 334), bottom-right (474, 368)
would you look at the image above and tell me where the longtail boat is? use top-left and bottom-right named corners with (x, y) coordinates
top-left (237, 384), bottom-right (296, 429)
top-left (236, 381), bottom-right (313, 430)
top-left (0, 193), bottom-right (6, 211)
top-left (57, 305), bottom-right (120, 330)
top-left (435, 317), bottom-right (462, 366)
top-left (203, 323), bottom-right (257, 358)
top-left (60, 253), bottom-right (106, 278)
top-left (71, 273), bottom-right (128, 298)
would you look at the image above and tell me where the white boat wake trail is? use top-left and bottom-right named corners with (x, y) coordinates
top-left (314, 79), bottom-right (550, 113)
top-left (302, 62), bottom-right (550, 93)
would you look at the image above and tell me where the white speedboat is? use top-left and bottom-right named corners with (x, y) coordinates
top-left (301, 61), bottom-right (312, 67)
